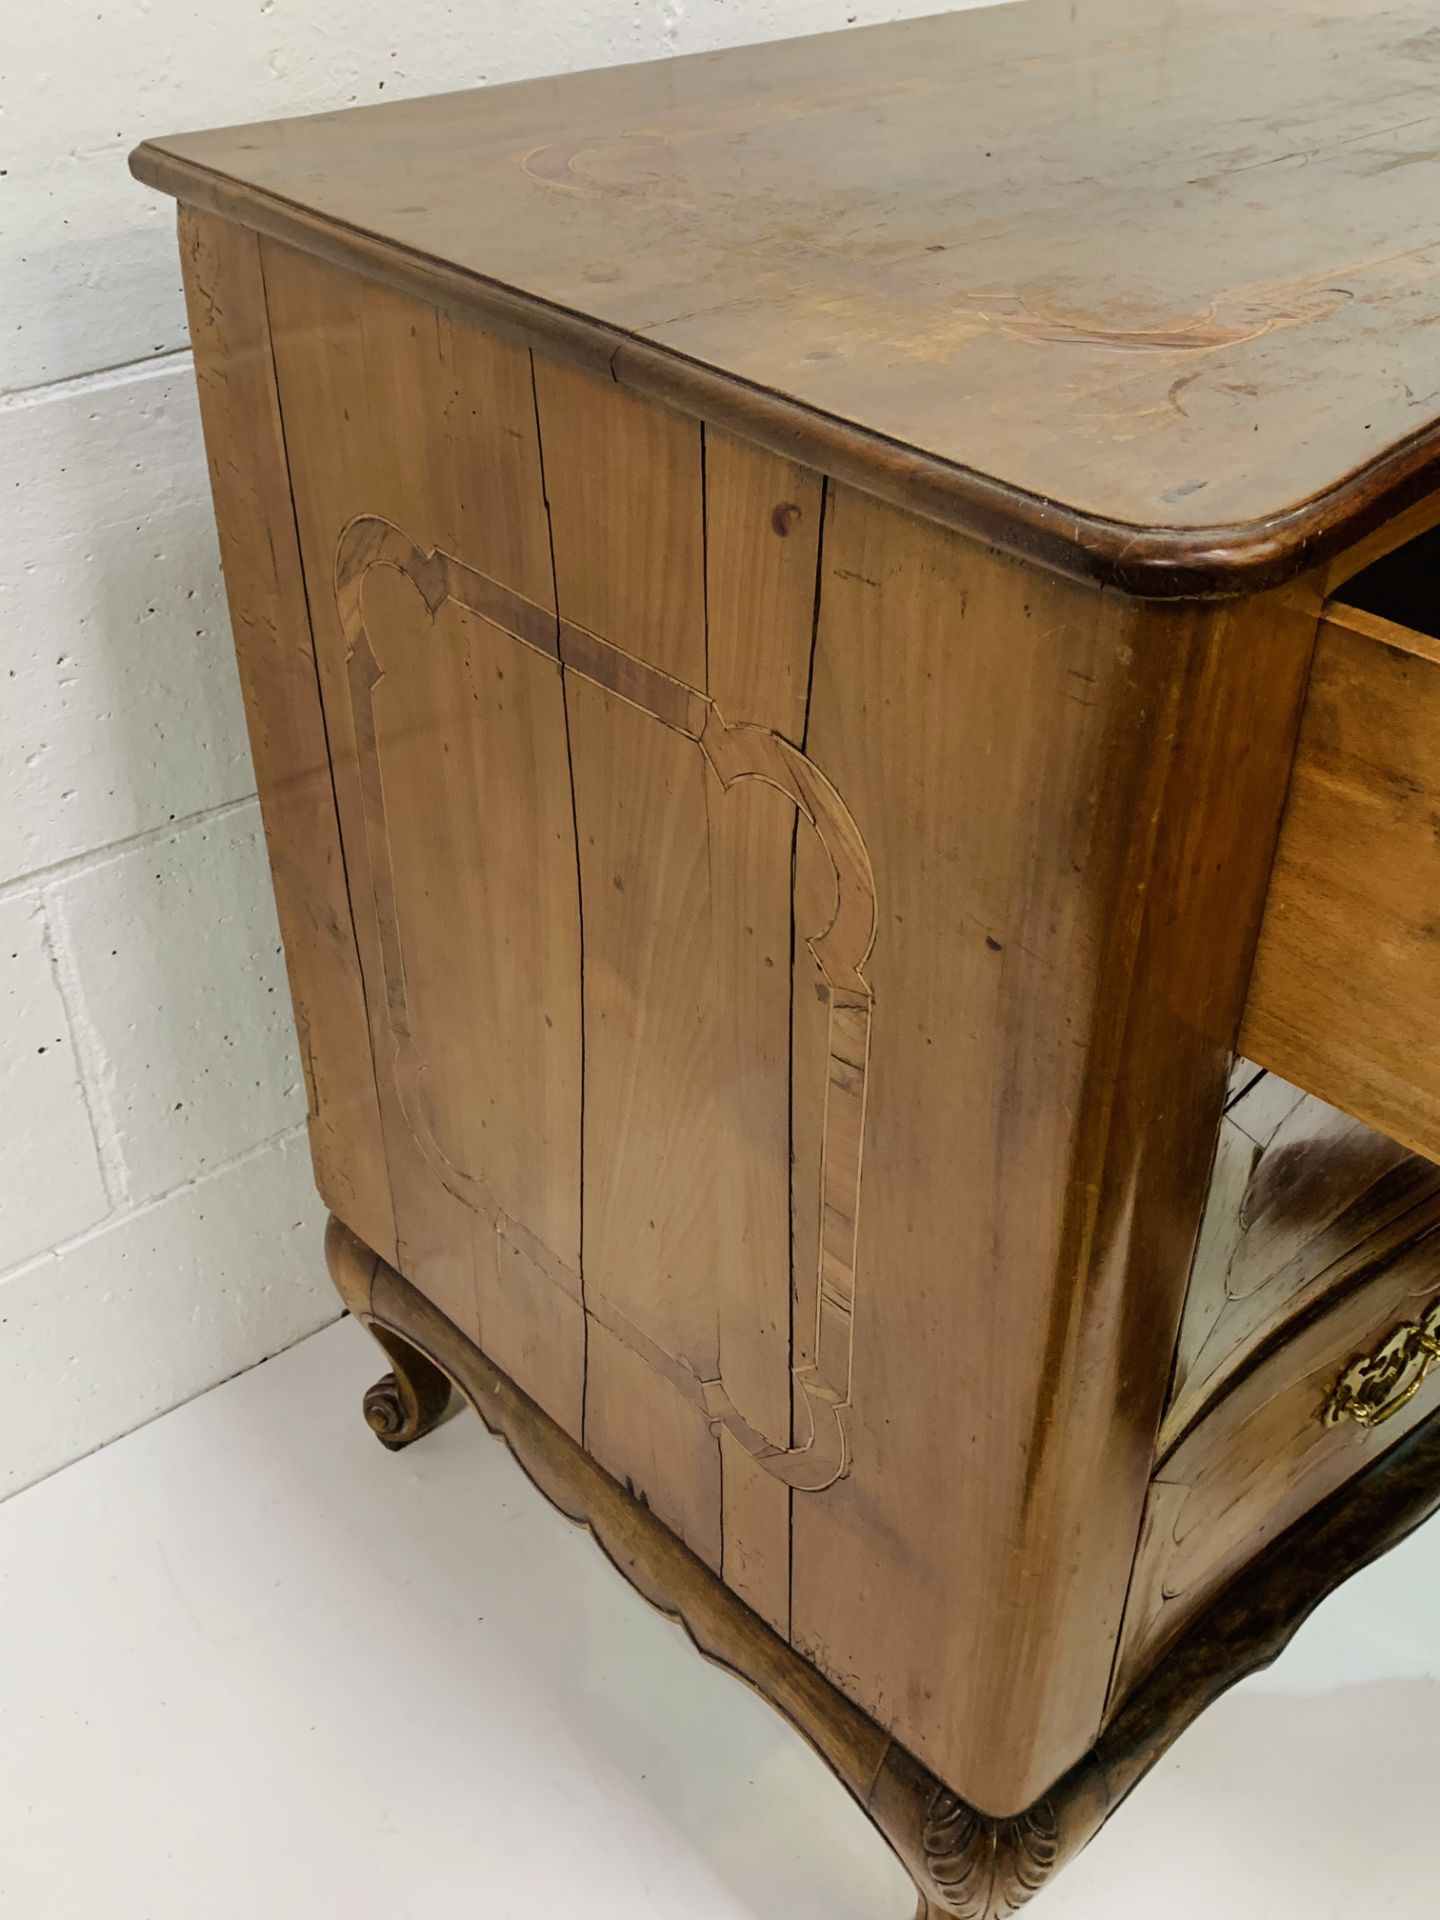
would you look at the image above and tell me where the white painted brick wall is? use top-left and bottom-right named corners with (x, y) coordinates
top-left (0, 1134), bottom-right (332, 1498)
top-left (2, 0), bottom-right (979, 1498)
top-left (2, 364), bottom-right (251, 882)
top-left (0, 893), bottom-right (109, 1270)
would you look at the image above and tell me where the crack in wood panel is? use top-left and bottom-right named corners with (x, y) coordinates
top-left (528, 346), bottom-right (593, 1452)
top-left (177, 208), bottom-right (398, 1268)
top-left (703, 434), bottom-right (828, 1634)
top-left (259, 240), bottom-right (580, 1414)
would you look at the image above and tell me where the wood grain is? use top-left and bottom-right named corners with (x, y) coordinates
top-left (353, 568), bottom-right (581, 1275)
top-left (705, 435), bottom-right (825, 1635)
top-left (182, 213), bottom-right (1361, 1835)
top-left (263, 294), bottom-right (876, 1611)
top-left (261, 239), bottom-right (587, 1432)
top-left (788, 488), bottom-right (1319, 1812)
top-left (532, 358), bottom-right (706, 684)
top-left (704, 431), bottom-right (824, 744)
top-left (525, 355), bottom-right (721, 1561)
top-left (135, 0), bottom-right (1440, 595)
top-left (307, 422), bottom-right (1316, 1813)
top-left (1242, 603), bottom-right (1440, 1168)
top-left (1165, 1061), bottom-right (1440, 1448)
top-left (176, 206), bottom-right (396, 1264)
top-left (147, 29), bottom-right (1440, 1900)
top-left (566, 675), bottom-right (725, 1567)
top-left (1115, 1220), bottom-right (1440, 1700)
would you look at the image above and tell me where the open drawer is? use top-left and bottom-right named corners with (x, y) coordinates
top-left (1241, 520), bottom-right (1440, 1166)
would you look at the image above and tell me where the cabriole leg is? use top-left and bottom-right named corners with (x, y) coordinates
top-left (324, 1214), bottom-right (452, 1450)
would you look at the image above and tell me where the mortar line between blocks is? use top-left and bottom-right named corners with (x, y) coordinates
top-left (36, 895), bottom-right (130, 1209)
top-left (0, 347), bottom-right (194, 412)
top-left (0, 1121), bottom-right (312, 1291)
top-left (0, 794), bottom-right (259, 905)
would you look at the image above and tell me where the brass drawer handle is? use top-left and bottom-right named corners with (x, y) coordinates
top-left (1321, 1298), bottom-right (1440, 1428)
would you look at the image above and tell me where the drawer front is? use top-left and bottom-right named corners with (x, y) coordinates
top-left (1164, 1058), bottom-right (1440, 1447)
top-left (1241, 599), bottom-right (1440, 1166)
top-left (1115, 1225), bottom-right (1440, 1701)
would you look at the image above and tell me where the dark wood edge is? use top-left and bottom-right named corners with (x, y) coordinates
top-left (130, 140), bottom-right (1440, 603)
top-left (322, 1216), bottom-right (1440, 1916)
top-left (1321, 489), bottom-right (1440, 596)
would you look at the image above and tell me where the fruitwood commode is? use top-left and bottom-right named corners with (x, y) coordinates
top-left (132, 1), bottom-right (1440, 1908)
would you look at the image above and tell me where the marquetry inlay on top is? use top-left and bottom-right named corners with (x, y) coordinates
top-left (133, 0), bottom-right (1440, 595)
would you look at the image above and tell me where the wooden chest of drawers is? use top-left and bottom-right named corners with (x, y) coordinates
top-left (132, 2), bottom-right (1440, 1910)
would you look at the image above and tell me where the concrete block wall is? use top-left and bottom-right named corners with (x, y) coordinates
top-left (2, 0), bottom-right (968, 1498)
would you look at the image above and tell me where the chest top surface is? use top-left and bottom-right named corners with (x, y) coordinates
top-left (133, 0), bottom-right (1440, 593)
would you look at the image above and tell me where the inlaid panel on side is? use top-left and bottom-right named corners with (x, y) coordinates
top-left (326, 467), bottom-right (866, 1582)
top-left (265, 260), bottom-right (854, 1599)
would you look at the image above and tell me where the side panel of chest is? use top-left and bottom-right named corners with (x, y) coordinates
top-left (249, 234), bottom-right (1317, 1816)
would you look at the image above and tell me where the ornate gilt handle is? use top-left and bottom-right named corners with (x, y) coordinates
top-left (1320, 1297), bottom-right (1440, 1429)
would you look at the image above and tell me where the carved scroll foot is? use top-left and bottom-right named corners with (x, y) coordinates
top-left (323, 1214), bottom-right (452, 1450)
top-left (361, 1346), bottom-right (452, 1451)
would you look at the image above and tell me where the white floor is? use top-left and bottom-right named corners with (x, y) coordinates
top-left (1, 1319), bottom-right (1435, 1920)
